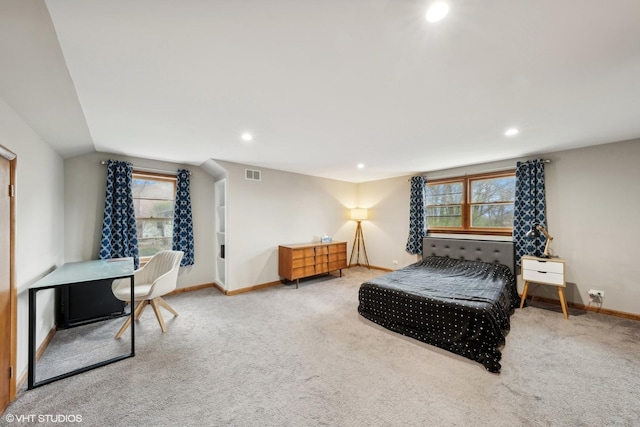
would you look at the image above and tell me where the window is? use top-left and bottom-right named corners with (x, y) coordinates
top-left (132, 172), bottom-right (176, 260)
top-left (426, 170), bottom-right (515, 235)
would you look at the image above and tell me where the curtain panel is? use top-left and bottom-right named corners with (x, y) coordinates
top-left (513, 159), bottom-right (547, 263)
top-left (172, 169), bottom-right (195, 266)
top-left (99, 160), bottom-right (140, 268)
top-left (406, 176), bottom-right (427, 255)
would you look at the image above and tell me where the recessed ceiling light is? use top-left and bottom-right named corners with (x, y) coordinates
top-left (241, 132), bottom-right (253, 141)
top-left (426, 2), bottom-right (450, 23)
top-left (505, 128), bottom-right (519, 136)
top-left (357, 163), bottom-right (365, 169)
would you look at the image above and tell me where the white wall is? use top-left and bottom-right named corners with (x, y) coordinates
top-left (64, 151), bottom-right (216, 289)
top-left (0, 96), bottom-right (64, 377)
top-left (545, 139), bottom-right (640, 314)
top-left (358, 138), bottom-right (640, 315)
top-left (357, 175), bottom-right (419, 270)
top-left (215, 161), bottom-right (357, 292)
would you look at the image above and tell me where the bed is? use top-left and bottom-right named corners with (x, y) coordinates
top-left (358, 237), bottom-right (519, 373)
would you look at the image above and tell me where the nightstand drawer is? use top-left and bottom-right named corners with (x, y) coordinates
top-left (522, 258), bottom-right (564, 274)
top-left (522, 269), bottom-right (564, 286)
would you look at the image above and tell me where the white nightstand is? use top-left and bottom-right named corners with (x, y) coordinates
top-left (520, 255), bottom-right (568, 319)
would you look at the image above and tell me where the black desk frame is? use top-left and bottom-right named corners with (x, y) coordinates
top-left (28, 271), bottom-right (135, 389)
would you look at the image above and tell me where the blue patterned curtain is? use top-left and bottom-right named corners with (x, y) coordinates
top-left (99, 160), bottom-right (139, 268)
top-left (406, 176), bottom-right (427, 255)
top-left (513, 160), bottom-right (547, 264)
top-left (172, 169), bottom-right (195, 266)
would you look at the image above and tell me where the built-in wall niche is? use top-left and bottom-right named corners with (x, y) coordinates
top-left (214, 179), bottom-right (227, 289)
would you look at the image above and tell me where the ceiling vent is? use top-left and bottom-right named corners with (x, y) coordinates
top-left (245, 169), bottom-right (261, 181)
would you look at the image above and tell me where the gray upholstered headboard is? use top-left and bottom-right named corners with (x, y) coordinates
top-left (422, 237), bottom-right (516, 276)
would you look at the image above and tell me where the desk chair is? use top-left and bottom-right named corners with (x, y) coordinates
top-left (111, 250), bottom-right (183, 338)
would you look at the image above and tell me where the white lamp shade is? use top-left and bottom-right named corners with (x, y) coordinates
top-left (351, 208), bottom-right (368, 221)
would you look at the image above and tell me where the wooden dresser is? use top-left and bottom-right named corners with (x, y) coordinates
top-left (278, 241), bottom-right (347, 288)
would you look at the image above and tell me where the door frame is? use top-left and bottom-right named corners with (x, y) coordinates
top-left (0, 144), bottom-right (17, 408)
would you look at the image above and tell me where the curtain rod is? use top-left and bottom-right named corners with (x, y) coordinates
top-left (409, 159), bottom-right (551, 181)
top-left (100, 160), bottom-right (191, 176)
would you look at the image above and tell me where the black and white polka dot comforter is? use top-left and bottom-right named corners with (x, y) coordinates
top-left (358, 256), bottom-right (519, 373)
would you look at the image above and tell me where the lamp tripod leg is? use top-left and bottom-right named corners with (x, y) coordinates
top-left (349, 222), bottom-right (361, 267)
top-left (359, 226), bottom-right (370, 269)
top-left (349, 221), bottom-right (369, 269)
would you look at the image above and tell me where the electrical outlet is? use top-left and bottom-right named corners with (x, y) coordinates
top-left (392, 260), bottom-right (398, 265)
top-left (588, 289), bottom-right (605, 301)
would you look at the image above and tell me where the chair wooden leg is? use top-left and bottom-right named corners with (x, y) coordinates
top-left (115, 316), bottom-right (132, 339)
top-left (115, 300), bottom-right (150, 339)
top-left (150, 298), bottom-right (167, 333)
top-left (156, 296), bottom-right (179, 317)
top-left (118, 298), bottom-right (176, 336)
top-left (134, 300), bottom-right (149, 320)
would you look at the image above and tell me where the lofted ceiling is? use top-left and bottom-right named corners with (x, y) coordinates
top-left (1, 0), bottom-right (640, 183)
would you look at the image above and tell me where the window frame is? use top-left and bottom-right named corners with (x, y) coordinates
top-left (132, 171), bottom-right (177, 263)
top-left (426, 170), bottom-right (516, 236)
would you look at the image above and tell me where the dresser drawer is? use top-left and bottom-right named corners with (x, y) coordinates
top-left (291, 266), bottom-right (317, 279)
top-left (330, 259), bottom-right (347, 270)
top-left (316, 263), bottom-right (328, 274)
top-left (328, 253), bottom-right (342, 262)
top-left (329, 243), bottom-right (346, 253)
top-left (291, 249), bottom-right (306, 260)
top-left (291, 267), bottom-right (305, 279)
top-left (522, 269), bottom-right (564, 286)
top-left (315, 246), bottom-right (329, 255)
top-left (522, 258), bottom-right (564, 274)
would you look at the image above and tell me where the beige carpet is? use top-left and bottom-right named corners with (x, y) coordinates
top-left (4, 267), bottom-right (640, 426)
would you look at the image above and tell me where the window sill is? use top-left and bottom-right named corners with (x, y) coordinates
top-left (428, 229), bottom-right (513, 237)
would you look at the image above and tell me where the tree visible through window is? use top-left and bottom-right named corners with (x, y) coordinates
top-left (132, 172), bottom-right (176, 259)
top-left (469, 175), bottom-right (515, 228)
top-left (426, 171), bottom-right (515, 235)
top-left (426, 181), bottom-right (464, 227)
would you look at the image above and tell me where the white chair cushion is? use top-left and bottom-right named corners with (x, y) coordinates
top-left (112, 283), bottom-right (153, 300)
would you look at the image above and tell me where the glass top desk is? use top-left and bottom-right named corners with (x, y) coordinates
top-left (28, 258), bottom-right (135, 389)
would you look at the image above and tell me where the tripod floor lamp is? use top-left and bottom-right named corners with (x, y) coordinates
top-left (349, 208), bottom-right (370, 269)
